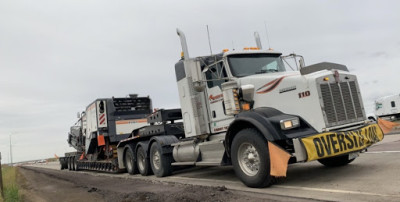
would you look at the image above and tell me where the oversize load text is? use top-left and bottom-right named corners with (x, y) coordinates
top-left (301, 124), bottom-right (383, 161)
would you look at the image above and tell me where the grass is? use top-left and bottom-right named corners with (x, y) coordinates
top-left (0, 165), bottom-right (21, 202)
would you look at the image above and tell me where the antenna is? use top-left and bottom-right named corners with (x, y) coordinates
top-left (232, 41), bottom-right (235, 50)
top-left (264, 21), bottom-right (271, 50)
top-left (206, 25), bottom-right (213, 55)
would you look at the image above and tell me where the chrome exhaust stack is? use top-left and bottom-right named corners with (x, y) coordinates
top-left (254, 32), bottom-right (263, 50)
top-left (176, 28), bottom-right (190, 60)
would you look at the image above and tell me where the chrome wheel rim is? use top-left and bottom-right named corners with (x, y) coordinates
top-left (138, 151), bottom-right (145, 171)
top-left (126, 153), bottom-right (133, 171)
top-left (237, 142), bottom-right (260, 176)
top-left (152, 150), bottom-right (161, 170)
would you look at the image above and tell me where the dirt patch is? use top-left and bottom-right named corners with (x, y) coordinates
top-left (17, 167), bottom-right (287, 202)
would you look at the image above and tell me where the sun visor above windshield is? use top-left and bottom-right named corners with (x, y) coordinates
top-left (300, 62), bottom-right (349, 75)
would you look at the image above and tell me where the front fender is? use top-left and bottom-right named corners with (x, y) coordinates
top-left (225, 107), bottom-right (317, 157)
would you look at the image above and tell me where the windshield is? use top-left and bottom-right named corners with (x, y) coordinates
top-left (227, 54), bottom-right (286, 77)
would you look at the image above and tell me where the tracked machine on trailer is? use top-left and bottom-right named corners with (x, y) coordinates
top-left (59, 94), bottom-right (152, 172)
top-left (61, 29), bottom-right (384, 188)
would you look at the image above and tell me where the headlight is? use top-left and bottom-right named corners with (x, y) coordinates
top-left (280, 117), bottom-right (300, 130)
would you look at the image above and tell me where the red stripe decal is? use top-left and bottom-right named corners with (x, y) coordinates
top-left (256, 78), bottom-right (280, 91)
top-left (256, 76), bottom-right (289, 94)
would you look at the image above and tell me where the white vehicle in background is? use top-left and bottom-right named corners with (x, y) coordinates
top-left (375, 94), bottom-right (400, 120)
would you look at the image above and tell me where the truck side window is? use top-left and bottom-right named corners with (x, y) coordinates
top-left (205, 62), bottom-right (228, 88)
top-left (99, 101), bottom-right (105, 113)
top-left (391, 101), bottom-right (396, 108)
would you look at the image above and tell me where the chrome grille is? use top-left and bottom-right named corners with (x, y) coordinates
top-left (320, 81), bottom-right (365, 127)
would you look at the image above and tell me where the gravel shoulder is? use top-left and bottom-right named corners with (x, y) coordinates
top-left (17, 166), bottom-right (305, 202)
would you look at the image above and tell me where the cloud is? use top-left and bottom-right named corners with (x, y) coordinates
top-left (370, 51), bottom-right (389, 58)
top-left (1, 0), bottom-right (400, 163)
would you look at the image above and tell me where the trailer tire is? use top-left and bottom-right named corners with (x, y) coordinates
top-left (137, 146), bottom-right (152, 176)
top-left (231, 128), bottom-right (273, 188)
top-left (124, 147), bottom-right (138, 175)
top-left (318, 154), bottom-right (355, 167)
top-left (73, 157), bottom-right (78, 171)
top-left (67, 157), bottom-right (72, 170)
top-left (60, 159), bottom-right (65, 170)
top-left (150, 142), bottom-right (173, 177)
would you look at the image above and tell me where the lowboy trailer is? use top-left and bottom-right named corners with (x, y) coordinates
top-left (61, 29), bottom-right (384, 188)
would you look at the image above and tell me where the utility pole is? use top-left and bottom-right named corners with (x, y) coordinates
top-left (0, 152), bottom-right (4, 198)
top-left (9, 133), bottom-right (13, 166)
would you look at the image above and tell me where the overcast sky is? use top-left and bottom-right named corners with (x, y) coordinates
top-left (1, 0), bottom-right (399, 164)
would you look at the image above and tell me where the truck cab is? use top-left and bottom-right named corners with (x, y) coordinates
top-left (174, 29), bottom-right (383, 187)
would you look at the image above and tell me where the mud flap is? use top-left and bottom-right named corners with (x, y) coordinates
top-left (268, 142), bottom-right (291, 177)
top-left (378, 118), bottom-right (400, 134)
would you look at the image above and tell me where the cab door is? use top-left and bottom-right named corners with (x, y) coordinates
top-left (203, 61), bottom-right (234, 133)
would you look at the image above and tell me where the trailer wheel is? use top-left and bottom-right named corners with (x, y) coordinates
top-left (137, 146), bottom-right (152, 176)
top-left (318, 154), bottom-right (355, 167)
top-left (231, 128), bottom-right (273, 188)
top-left (150, 142), bottom-right (173, 177)
top-left (73, 157), bottom-right (78, 171)
top-left (60, 160), bottom-right (64, 170)
top-left (124, 147), bottom-right (138, 175)
top-left (67, 157), bottom-right (72, 170)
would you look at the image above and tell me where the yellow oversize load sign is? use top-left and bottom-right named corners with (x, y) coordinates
top-left (301, 124), bottom-right (384, 161)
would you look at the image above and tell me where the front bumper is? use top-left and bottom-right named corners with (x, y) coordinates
top-left (293, 123), bottom-right (384, 162)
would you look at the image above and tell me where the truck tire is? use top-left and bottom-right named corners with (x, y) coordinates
top-left (60, 159), bottom-right (64, 170)
top-left (124, 147), bottom-right (138, 175)
top-left (150, 142), bottom-right (173, 177)
top-left (318, 154), bottom-right (355, 167)
top-left (76, 161), bottom-right (80, 171)
top-left (73, 157), bottom-right (77, 171)
top-left (231, 128), bottom-right (273, 188)
top-left (137, 146), bottom-right (152, 176)
top-left (68, 157), bottom-right (72, 170)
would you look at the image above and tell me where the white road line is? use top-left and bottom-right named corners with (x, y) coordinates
top-left (366, 151), bottom-right (400, 154)
top-left (168, 176), bottom-right (400, 199)
top-left (274, 185), bottom-right (400, 198)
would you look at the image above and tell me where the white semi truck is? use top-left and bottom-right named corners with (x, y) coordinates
top-left (62, 29), bottom-right (384, 188)
top-left (375, 94), bottom-right (400, 120)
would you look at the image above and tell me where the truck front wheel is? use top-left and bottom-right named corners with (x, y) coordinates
top-left (150, 142), bottom-right (173, 177)
top-left (317, 154), bottom-right (355, 167)
top-left (231, 128), bottom-right (273, 188)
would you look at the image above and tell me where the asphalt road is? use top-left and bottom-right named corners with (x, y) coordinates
top-left (29, 133), bottom-right (400, 202)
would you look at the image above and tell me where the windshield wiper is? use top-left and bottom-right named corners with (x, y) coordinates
top-left (255, 70), bottom-right (268, 74)
top-left (255, 69), bottom-right (278, 74)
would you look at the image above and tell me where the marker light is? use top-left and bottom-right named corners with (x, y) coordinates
top-left (241, 103), bottom-right (250, 111)
top-left (323, 77), bottom-right (330, 81)
top-left (233, 89), bottom-right (240, 111)
top-left (223, 49), bottom-right (229, 52)
top-left (280, 117), bottom-right (300, 130)
top-left (243, 47), bottom-right (259, 50)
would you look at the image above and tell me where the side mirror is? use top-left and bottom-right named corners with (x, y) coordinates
top-left (241, 84), bottom-right (255, 102)
top-left (299, 57), bottom-right (305, 69)
top-left (77, 112), bottom-right (81, 119)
